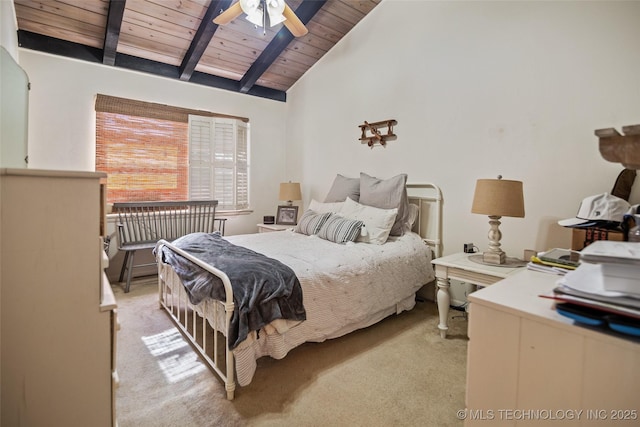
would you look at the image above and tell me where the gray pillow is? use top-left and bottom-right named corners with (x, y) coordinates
top-left (294, 210), bottom-right (331, 236)
top-left (324, 174), bottom-right (360, 202)
top-left (359, 172), bottom-right (409, 236)
top-left (316, 214), bottom-right (363, 244)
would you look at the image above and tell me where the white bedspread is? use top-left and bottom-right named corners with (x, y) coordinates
top-left (217, 230), bottom-right (434, 386)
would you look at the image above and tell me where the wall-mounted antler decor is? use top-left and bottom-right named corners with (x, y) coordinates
top-left (358, 119), bottom-right (397, 147)
top-left (595, 124), bottom-right (640, 170)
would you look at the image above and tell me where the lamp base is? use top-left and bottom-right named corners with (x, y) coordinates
top-left (468, 254), bottom-right (526, 268)
top-left (482, 250), bottom-right (506, 265)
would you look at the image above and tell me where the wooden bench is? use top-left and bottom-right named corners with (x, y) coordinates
top-left (113, 200), bottom-right (223, 292)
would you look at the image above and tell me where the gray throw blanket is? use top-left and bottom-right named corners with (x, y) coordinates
top-left (159, 232), bottom-right (306, 349)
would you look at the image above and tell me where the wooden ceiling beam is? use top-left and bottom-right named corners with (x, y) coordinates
top-left (179, 0), bottom-right (233, 81)
top-left (239, 0), bottom-right (327, 93)
top-left (17, 30), bottom-right (286, 102)
top-left (103, 0), bottom-right (126, 66)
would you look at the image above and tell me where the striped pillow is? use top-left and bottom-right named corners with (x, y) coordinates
top-left (317, 214), bottom-right (363, 244)
top-left (295, 210), bottom-right (331, 235)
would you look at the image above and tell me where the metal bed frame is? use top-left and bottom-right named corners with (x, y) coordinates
top-left (155, 183), bottom-right (443, 400)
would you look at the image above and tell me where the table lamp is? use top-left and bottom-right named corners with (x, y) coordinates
top-left (471, 176), bottom-right (525, 265)
top-left (279, 182), bottom-right (302, 206)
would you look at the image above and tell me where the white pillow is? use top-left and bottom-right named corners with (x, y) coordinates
top-left (339, 197), bottom-right (398, 245)
top-left (308, 199), bottom-right (345, 214)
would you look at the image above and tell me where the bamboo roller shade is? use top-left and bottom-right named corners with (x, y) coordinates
top-left (95, 94), bottom-right (249, 123)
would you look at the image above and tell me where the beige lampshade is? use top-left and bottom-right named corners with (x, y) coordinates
top-left (471, 178), bottom-right (525, 218)
top-left (279, 182), bottom-right (302, 202)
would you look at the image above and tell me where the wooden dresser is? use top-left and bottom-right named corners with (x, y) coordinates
top-left (0, 168), bottom-right (117, 426)
top-left (465, 269), bottom-right (639, 426)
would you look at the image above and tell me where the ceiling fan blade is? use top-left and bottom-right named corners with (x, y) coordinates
top-left (213, 2), bottom-right (243, 25)
top-left (282, 4), bottom-right (308, 37)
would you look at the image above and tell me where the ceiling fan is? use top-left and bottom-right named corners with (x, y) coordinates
top-left (213, 0), bottom-right (309, 37)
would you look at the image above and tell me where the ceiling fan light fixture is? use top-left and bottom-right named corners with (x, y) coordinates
top-left (214, 0), bottom-right (308, 37)
top-left (240, 0), bottom-right (260, 12)
top-left (266, 0), bottom-right (286, 27)
top-left (245, 9), bottom-right (263, 26)
top-left (240, 0), bottom-right (263, 26)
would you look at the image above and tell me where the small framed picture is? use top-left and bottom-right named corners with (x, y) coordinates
top-left (276, 205), bottom-right (298, 225)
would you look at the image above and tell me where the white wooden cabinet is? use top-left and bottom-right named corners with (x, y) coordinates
top-left (0, 168), bottom-right (117, 426)
top-left (465, 269), bottom-right (640, 426)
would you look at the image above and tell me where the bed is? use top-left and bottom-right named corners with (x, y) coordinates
top-left (155, 175), bottom-right (443, 400)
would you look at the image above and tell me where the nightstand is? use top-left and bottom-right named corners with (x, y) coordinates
top-left (431, 252), bottom-right (525, 338)
top-left (257, 223), bottom-right (292, 233)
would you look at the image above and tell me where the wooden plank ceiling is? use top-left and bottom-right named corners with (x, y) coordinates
top-left (14, 0), bottom-right (381, 101)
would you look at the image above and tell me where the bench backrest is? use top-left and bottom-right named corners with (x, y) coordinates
top-left (113, 200), bottom-right (218, 247)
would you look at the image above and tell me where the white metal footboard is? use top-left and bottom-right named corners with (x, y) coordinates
top-left (154, 239), bottom-right (236, 400)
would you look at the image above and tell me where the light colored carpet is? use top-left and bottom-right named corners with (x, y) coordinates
top-left (113, 278), bottom-right (469, 427)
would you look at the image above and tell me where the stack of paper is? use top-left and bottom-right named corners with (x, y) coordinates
top-left (552, 263), bottom-right (640, 319)
top-left (544, 241), bottom-right (640, 320)
top-left (579, 241), bottom-right (640, 296)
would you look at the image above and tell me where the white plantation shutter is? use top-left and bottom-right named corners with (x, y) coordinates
top-left (189, 115), bottom-right (249, 210)
top-left (235, 123), bottom-right (249, 208)
top-left (188, 116), bottom-right (214, 200)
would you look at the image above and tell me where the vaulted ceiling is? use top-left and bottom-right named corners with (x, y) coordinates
top-left (14, 0), bottom-right (381, 101)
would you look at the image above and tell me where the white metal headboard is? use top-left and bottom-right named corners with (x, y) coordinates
top-left (406, 183), bottom-right (443, 259)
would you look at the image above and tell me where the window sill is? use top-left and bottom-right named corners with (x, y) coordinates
top-left (216, 209), bottom-right (253, 216)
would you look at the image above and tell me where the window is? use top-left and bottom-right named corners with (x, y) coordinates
top-left (95, 95), bottom-right (250, 211)
top-left (96, 113), bottom-right (189, 202)
top-left (188, 116), bottom-right (249, 210)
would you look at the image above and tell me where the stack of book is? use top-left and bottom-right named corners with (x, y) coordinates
top-left (527, 248), bottom-right (580, 275)
top-left (542, 241), bottom-right (640, 337)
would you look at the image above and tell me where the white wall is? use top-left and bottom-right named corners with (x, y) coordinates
top-left (10, 1), bottom-right (640, 259)
top-left (18, 50), bottom-right (289, 236)
top-left (286, 0), bottom-right (640, 259)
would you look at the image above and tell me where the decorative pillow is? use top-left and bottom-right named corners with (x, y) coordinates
top-left (339, 197), bottom-right (397, 244)
top-left (308, 199), bottom-right (345, 214)
top-left (359, 172), bottom-right (409, 236)
top-left (316, 214), bottom-right (363, 244)
top-left (324, 174), bottom-right (360, 203)
top-left (294, 210), bottom-right (332, 236)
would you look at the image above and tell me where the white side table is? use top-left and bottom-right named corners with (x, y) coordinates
top-left (431, 252), bottom-right (524, 338)
top-left (257, 223), bottom-right (292, 233)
